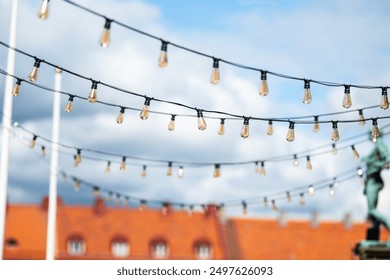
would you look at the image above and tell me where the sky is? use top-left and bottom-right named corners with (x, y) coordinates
top-left (0, 0), bottom-right (390, 224)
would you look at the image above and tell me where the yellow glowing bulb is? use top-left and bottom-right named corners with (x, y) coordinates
top-left (302, 80), bottom-right (312, 104)
top-left (260, 161), bottom-right (266, 176)
top-left (120, 157), bottom-right (126, 171)
top-left (88, 81), bottom-right (98, 103)
top-left (73, 178), bottom-right (80, 192)
top-left (140, 98), bottom-right (151, 120)
top-left (93, 187), bottom-right (100, 197)
top-left (65, 96), bottom-right (73, 113)
top-left (299, 193), bottom-right (305, 205)
top-left (158, 41), bottom-right (168, 68)
top-left (116, 107), bottom-right (125, 124)
top-left (37, 0), bottom-right (49, 20)
top-left (358, 110), bottom-right (365, 126)
top-left (371, 119), bottom-right (380, 141)
top-left (74, 149), bottom-right (81, 166)
top-left (240, 118), bottom-right (250, 139)
top-left (380, 87), bottom-right (389, 110)
top-left (141, 165), bottom-right (147, 177)
top-left (218, 119), bottom-right (225, 135)
top-left (342, 85), bottom-right (352, 108)
top-left (41, 146), bottom-right (46, 157)
top-left (331, 143), bottom-right (337, 155)
top-left (197, 110), bottom-right (207, 130)
top-left (306, 156), bottom-right (312, 170)
top-left (28, 60), bottom-right (41, 83)
top-left (259, 71), bottom-right (269, 96)
top-left (331, 121), bottom-right (339, 142)
top-left (168, 115), bottom-right (175, 131)
top-left (351, 145), bottom-right (359, 159)
top-left (313, 116), bottom-right (320, 132)
top-left (29, 135), bottom-right (37, 149)
top-left (286, 122), bottom-right (295, 142)
top-left (267, 120), bottom-right (273, 135)
top-left (271, 200), bottom-right (277, 211)
top-left (100, 19), bottom-right (112, 48)
top-left (167, 162), bottom-right (173, 176)
top-left (105, 161), bottom-right (111, 174)
top-left (12, 80), bottom-right (21, 97)
top-left (254, 162), bottom-right (259, 173)
top-left (210, 58), bottom-right (220, 84)
top-left (213, 164), bottom-right (221, 178)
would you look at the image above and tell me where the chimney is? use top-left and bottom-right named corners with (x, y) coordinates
top-left (342, 212), bottom-right (353, 229)
top-left (310, 211), bottom-right (319, 228)
top-left (93, 196), bottom-right (106, 216)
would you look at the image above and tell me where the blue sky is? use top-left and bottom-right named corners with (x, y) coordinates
top-left (1, 0), bottom-right (390, 223)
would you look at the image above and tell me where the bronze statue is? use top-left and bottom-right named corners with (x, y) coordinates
top-left (361, 136), bottom-right (390, 231)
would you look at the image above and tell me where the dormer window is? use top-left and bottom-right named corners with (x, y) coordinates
top-left (111, 239), bottom-right (129, 258)
top-left (151, 240), bottom-right (169, 259)
top-left (67, 237), bottom-right (85, 256)
top-left (194, 241), bottom-right (213, 259)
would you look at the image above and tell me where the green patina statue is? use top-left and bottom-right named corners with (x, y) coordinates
top-left (361, 136), bottom-right (390, 231)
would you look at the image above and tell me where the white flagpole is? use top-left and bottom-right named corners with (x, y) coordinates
top-left (0, 0), bottom-right (19, 260)
top-left (46, 68), bottom-right (62, 260)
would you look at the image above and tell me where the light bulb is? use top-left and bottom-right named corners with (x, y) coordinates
top-left (28, 59), bottom-right (41, 83)
top-left (357, 167), bottom-right (364, 177)
top-left (197, 110), bottom-right (207, 130)
top-left (93, 187), bottom-right (100, 197)
top-left (210, 58), bottom-right (220, 84)
top-left (293, 154), bottom-right (299, 166)
top-left (158, 41), bottom-right (168, 68)
top-left (116, 107), bottom-right (125, 124)
top-left (342, 85), bottom-right (352, 108)
top-left (141, 165), bottom-right (147, 177)
top-left (41, 146), bottom-right (46, 157)
top-left (331, 143), bottom-right (337, 155)
top-left (62, 172), bottom-right (67, 183)
top-left (29, 135), bottom-right (37, 149)
top-left (351, 145), bottom-right (359, 159)
top-left (74, 149), bottom-right (81, 166)
top-left (308, 185), bottom-right (315, 196)
top-left (167, 162), bottom-right (173, 176)
top-left (260, 161), bottom-right (266, 176)
top-left (105, 161), bottom-right (111, 174)
top-left (240, 118), bottom-right (250, 138)
top-left (263, 197), bottom-right (268, 208)
top-left (140, 98), bottom-right (151, 120)
top-left (331, 121), bottom-right (339, 142)
top-left (254, 162), bottom-right (260, 173)
top-left (259, 71), bottom-right (269, 96)
top-left (73, 178), bottom-right (80, 192)
top-left (65, 95), bottom-right (74, 113)
top-left (286, 192), bottom-right (292, 202)
top-left (87, 81), bottom-right (98, 103)
top-left (37, 0), bottom-right (49, 20)
top-left (213, 164), bottom-right (221, 178)
top-left (302, 79), bottom-right (312, 104)
top-left (100, 18), bottom-right (112, 48)
top-left (242, 201), bottom-right (247, 215)
top-left (218, 119), bottom-right (225, 135)
top-left (371, 118), bottom-right (380, 141)
top-left (271, 200), bottom-right (277, 211)
top-left (313, 116), bottom-right (320, 132)
top-left (358, 110), bottom-right (365, 126)
top-left (329, 185), bottom-right (335, 196)
top-left (333, 178), bottom-right (340, 189)
top-left (267, 120), bottom-right (273, 135)
top-left (115, 194), bottom-right (121, 206)
top-left (12, 79), bottom-right (21, 97)
top-left (108, 192), bottom-right (113, 201)
top-left (178, 166), bottom-right (184, 178)
top-left (168, 115), bottom-right (176, 131)
top-left (120, 156), bottom-right (126, 171)
top-left (286, 121), bottom-right (295, 142)
top-left (299, 193), bottom-right (305, 205)
top-left (380, 87), bottom-right (389, 110)
top-left (188, 205), bottom-right (194, 217)
top-left (306, 156), bottom-right (312, 170)
top-left (139, 200), bottom-right (147, 211)
top-left (124, 197), bottom-right (129, 206)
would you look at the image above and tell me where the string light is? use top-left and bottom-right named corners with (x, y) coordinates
top-left (197, 110), bottom-right (207, 130)
top-left (140, 97), bottom-right (151, 120)
top-left (351, 145), bottom-right (359, 159)
top-left (93, 186), bottom-right (100, 197)
top-left (116, 107), bottom-right (125, 124)
top-left (331, 121), bottom-right (340, 142)
top-left (141, 165), bottom-right (147, 177)
top-left (210, 58), bottom-right (220, 84)
top-left (328, 184), bottom-right (335, 196)
top-left (357, 166), bottom-right (365, 185)
top-left (213, 164), bottom-right (221, 178)
top-left (302, 79), bottom-right (312, 104)
top-left (380, 87), bottom-right (389, 110)
top-left (299, 193), bottom-right (305, 205)
top-left (358, 110), bottom-right (365, 126)
top-left (371, 118), bottom-right (380, 141)
top-left (254, 162), bottom-right (259, 173)
top-left (73, 178), bottom-right (80, 192)
top-left (99, 18), bottom-right (112, 48)
top-left (218, 119), bottom-right (225, 135)
top-left (178, 166), bottom-right (184, 178)
top-left (28, 58), bottom-right (41, 83)
top-left (313, 116), bottom-right (320, 132)
top-left (342, 85), bottom-right (352, 109)
top-left (188, 205), bottom-right (194, 217)
top-left (242, 201), bottom-right (247, 215)
top-left (65, 95), bottom-right (74, 113)
top-left (260, 161), bottom-right (266, 176)
top-left (286, 121), bottom-right (295, 142)
top-left (331, 143), bottom-right (337, 155)
top-left (108, 191), bottom-right (113, 201)
top-left (271, 200), bottom-right (277, 211)
top-left (308, 185), bottom-right (315, 196)
top-left (168, 115), bottom-right (176, 131)
top-left (167, 162), bottom-right (173, 176)
top-left (29, 135), bottom-right (37, 149)
top-left (293, 154), bottom-right (299, 166)
top-left (158, 41), bottom-right (168, 68)
top-left (286, 191), bottom-right (292, 202)
top-left (259, 71), bottom-right (269, 96)
top-left (263, 197), bottom-right (268, 208)
top-left (306, 156), bottom-right (312, 170)
top-left (162, 202), bottom-right (169, 215)
top-left (37, 0), bottom-right (49, 20)
top-left (240, 117), bottom-right (250, 139)
top-left (267, 120), bottom-right (273, 135)
top-left (120, 156), bottom-right (126, 171)
top-left (115, 194), bottom-right (121, 205)
top-left (105, 161), bottom-right (111, 174)
top-left (333, 177), bottom-right (340, 189)
top-left (12, 79), bottom-right (21, 97)
top-left (74, 149), bottom-right (81, 166)
top-left (41, 146), bottom-right (46, 157)
top-left (87, 80), bottom-right (98, 103)
top-left (139, 200), bottom-right (147, 211)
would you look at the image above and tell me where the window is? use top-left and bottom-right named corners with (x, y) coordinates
top-left (195, 242), bottom-right (212, 259)
top-left (151, 241), bottom-right (168, 259)
top-left (111, 240), bottom-right (129, 257)
top-left (67, 238), bottom-right (85, 256)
